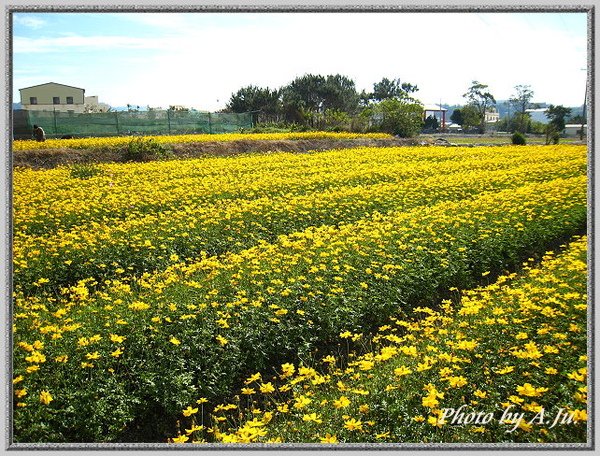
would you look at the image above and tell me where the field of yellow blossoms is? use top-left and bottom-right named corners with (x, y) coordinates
top-left (12, 131), bottom-right (391, 151)
top-left (12, 143), bottom-right (588, 444)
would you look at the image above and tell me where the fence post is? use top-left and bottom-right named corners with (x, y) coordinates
top-left (208, 112), bottom-right (212, 134)
top-left (167, 109), bottom-right (172, 135)
top-left (115, 112), bottom-right (120, 135)
top-left (53, 109), bottom-right (58, 135)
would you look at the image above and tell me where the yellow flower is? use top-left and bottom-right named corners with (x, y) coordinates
top-left (259, 382), bottom-right (275, 394)
top-left (332, 396), bottom-right (351, 409)
top-left (241, 387), bottom-right (255, 395)
top-left (567, 370), bottom-right (586, 382)
top-left (280, 363), bottom-right (296, 377)
top-left (39, 390), bottom-right (53, 405)
top-left (171, 434), bottom-right (189, 443)
top-left (446, 376), bottom-right (468, 388)
top-left (111, 347), bottom-right (123, 358)
top-left (109, 334), bottom-right (126, 343)
top-left (170, 337), bottom-right (181, 345)
top-left (302, 413), bottom-right (323, 424)
top-left (320, 433), bottom-right (338, 443)
top-left (344, 418), bottom-right (363, 431)
top-left (85, 352), bottom-right (100, 360)
top-left (182, 406), bottom-right (198, 417)
top-left (294, 395), bottom-right (312, 409)
top-left (14, 388), bottom-right (27, 398)
top-left (516, 383), bottom-right (548, 397)
top-left (216, 335), bottom-right (228, 346)
top-left (428, 415), bottom-right (444, 427)
top-left (571, 409), bottom-right (587, 422)
top-left (394, 366), bottom-right (412, 377)
top-left (277, 404), bottom-right (289, 413)
top-left (245, 372), bottom-right (261, 384)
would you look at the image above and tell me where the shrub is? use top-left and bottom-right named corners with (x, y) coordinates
top-left (124, 137), bottom-right (172, 161)
top-left (362, 99), bottom-right (424, 138)
top-left (511, 131), bottom-right (527, 145)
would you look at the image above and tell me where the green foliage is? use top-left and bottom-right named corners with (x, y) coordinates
top-left (124, 137), bottom-right (172, 161)
top-left (546, 105), bottom-right (572, 133)
top-left (509, 84), bottom-right (535, 133)
top-left (225, 86), bottom-right (281, 123)
top-left (68, 163), bottom-right (103, 179)
top-left (459, 104), bottom-right (481, 131)
top-left (511, 131), bottom-right (527, 145)
top-left (281, 74), bottom-right (360, 126)
top-left (370, 77), bottom-right (418, 102)
top-left (463, 81), bottom-right (496, 132)
top-left (363, 99), bottom-right (424, 137)
top-left (423, 115), bottom-right (439, 131)
top-left (450, 109), bottom-right (464, 125)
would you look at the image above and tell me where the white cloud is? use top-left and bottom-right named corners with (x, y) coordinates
top-left (13, 16), bottom-right (46, 29)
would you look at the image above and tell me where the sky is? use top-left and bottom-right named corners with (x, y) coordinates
top-left (12, 11), bottom-right (588, 111)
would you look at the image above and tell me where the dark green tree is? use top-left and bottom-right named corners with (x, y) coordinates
top-left (226, 85), bottom-right (281, 123)
top-left (423, 115), bottom-right (439, 131)
top-left (371, 77), bottom-right (418, 102)
top-left (362, 98), bottom-right (424, 137)
top-left (458, 104), bottom-right (481, 131)
top-left (544, 105), bottom-right (571, 144)
top-left (546, 105), bottom-right (571, 132)
top-left (450, 109), bottom-right (464, 125)
top-left (281, 74), bottom-right (359, 126)
top-left (463, 81), bottom-right (496, 133)
top-left (509, 84), bottom-right (535, 133)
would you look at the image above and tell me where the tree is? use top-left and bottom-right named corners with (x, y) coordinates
top-left (462, 81), bottom-right (496, 133)
top-left (509, 84), bottom-right (535, 133)
top-left (226, 85), bottom-right (281, 123)
top-left (450, 109), bottom-right (464, 125)
top-left (371, 77), bottom-right (418, 102)
top-left (546, 104), bottom-right (571, 132)
top-left (281, 73), bottom-right (359, 126)
top-left (362, 98), bottom-right (424, 137)
top-left (457, 104), bottom-right (480, 131)
top-left (423, 115), bottom-right (439, 131)
top-left (545, 104), bottom-right (571, 144)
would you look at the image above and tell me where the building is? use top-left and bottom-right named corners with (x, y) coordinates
top-left (564, 124), bottom-right (587, 137)
top-left (484, 109), bottom-right (499, 123)
top-left (19, 82), bottom-right (109, 113)
top-left (423, 104), bottom-right (447, 128)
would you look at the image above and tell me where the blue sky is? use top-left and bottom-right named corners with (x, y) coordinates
top-left (12, 11), bottom-right (588, 111)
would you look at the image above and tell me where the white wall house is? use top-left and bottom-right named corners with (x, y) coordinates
top-left (19, 82), bottom-right (109, 113)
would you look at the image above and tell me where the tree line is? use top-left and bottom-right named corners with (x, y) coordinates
top-left (224, 75), bottom-right (581, 141)
top-left (223, 74), bottom-right (424, 137)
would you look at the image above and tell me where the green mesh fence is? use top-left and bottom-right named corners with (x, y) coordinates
top-left (13, 110), bottom-right (253, 139)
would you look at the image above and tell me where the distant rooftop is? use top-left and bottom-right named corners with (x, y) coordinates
top-left (423, 104), bottom-right (447, 111)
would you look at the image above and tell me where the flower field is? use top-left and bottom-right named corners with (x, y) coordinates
top-left (194, 235), bottom-right (588, 444)
top-left (12, 144), bottom-right (588, 444)
top-left (12, 131), bottom-right (391, 151)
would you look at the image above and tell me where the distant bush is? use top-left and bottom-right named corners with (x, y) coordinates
top-left (124, 137), bottom-right (172, 161)
top-left (511, 132), bottom-right (527, 145)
